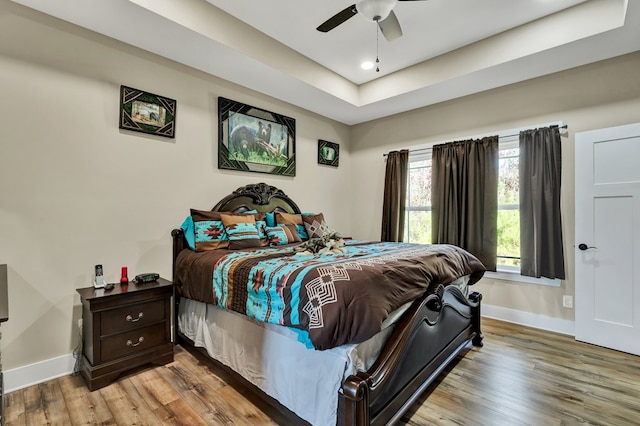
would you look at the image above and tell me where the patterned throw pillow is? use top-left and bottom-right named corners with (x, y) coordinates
top-left (191, 209), bottom-right (229, 251)
top-left (245, 212), bottom-right (269, 246)
top-left (265, 224), bottom-right (302, 246)
top-left (220, 213), bottom-right (263, 250)
top-left (302, 213), bottom-right (330, 239)
top-left (275, 212), bottom-right (309, 240)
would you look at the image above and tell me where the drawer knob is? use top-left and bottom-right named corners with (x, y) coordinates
top-left (126, 312), bottom-right (144, 322)
top-left (126, 336), bottom-right (144, 347)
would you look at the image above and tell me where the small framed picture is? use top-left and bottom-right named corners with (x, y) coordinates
top-left (318, 140), bottom-right (339, 167)
top-left (119, 85), bottom-right (176, 138)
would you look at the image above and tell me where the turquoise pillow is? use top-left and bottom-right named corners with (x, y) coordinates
top-left (180, 216), bottom-right (196, 250)
top-left (266, 212), bottom-right (276, 227)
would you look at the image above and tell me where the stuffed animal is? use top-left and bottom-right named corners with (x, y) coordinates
top-left (294, 232), bottom-right (347, 256)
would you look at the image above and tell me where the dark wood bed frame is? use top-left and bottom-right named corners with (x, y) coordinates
top-left (171, 182), bottom-right (484, 426)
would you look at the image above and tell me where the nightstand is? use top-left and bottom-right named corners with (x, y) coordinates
top-left (76, 278), bottom-right (174, 391)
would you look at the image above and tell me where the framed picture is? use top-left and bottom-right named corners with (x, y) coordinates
top-left (318, 140), bottom-right (339, 167)
top-left (119, 86), bottom-right (176, 138)
top-left (218, 97), bottom-right (296, 177)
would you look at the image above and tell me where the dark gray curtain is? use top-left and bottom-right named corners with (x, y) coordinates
top-left (381, 149), bottom-right (409, 242)
top-left (431, 137), bottom-right (499, 271)
top-left (519, 126), bottom-right (565, 279)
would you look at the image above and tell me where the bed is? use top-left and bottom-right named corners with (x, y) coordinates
top-left (171, 182), bottom-right (486, 425)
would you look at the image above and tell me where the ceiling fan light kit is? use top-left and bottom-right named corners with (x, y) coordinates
top-left (317, 0), bottom-right (429, 73)
top-left (356, 0), bottom-right (398, 22)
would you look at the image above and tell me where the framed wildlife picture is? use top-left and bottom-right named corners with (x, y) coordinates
top-left (218, 97), bottom-right (296, 177)
top-left (318, 140), bottom-right (339, 167)
top-left (119, 86), bottom-right (176, 138)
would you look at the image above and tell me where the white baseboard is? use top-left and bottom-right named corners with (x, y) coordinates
top-left (4, 353), bottom-right (76, 393)
top-left (3, 306), bottom-right (574, 393)
top-left (482, 304), bottom-right (575, 336)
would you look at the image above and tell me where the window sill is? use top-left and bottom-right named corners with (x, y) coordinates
top-left (483, 268), bottom-right (561, 287)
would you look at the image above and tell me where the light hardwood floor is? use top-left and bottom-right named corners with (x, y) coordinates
top-left (4, 318), bottom-right (640, 425)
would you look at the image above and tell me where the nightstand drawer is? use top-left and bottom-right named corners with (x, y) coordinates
top-left (101, 322), bottom-right (167, 362)
top-left (101, 299), bottom-right (166, 335)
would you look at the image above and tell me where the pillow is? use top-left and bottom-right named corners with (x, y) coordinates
top-left (247, 212), bottom-right (269, 246)
top-left (180, 215), bottom-right (196, 250)
top-left (265, 224), bottom-right (302, 246)
top-left (220, 213), bottom-right (262, 249)
top-left (302, 213), bottom-right (330, 239)
top-left (275, 212), bottom-right (309, 240)
top-left (265, 212), bottom-right (276, 228)
top-left (191, 209), bottom-right (229, 251)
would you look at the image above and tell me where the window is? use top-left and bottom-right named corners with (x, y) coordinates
top-left (496, 139), bottom-right (520, 269)
top-left (404, 123), bottom-right (563, 285)
top-left (404, 141), bottom-right (520, 272)
top-left (404, 141), bottom-right (522, 268)
top-left (404, 153), bottom-right (432, 243)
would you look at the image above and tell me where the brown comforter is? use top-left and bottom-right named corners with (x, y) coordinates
top-left (175, 240), bottom-right (485, 350)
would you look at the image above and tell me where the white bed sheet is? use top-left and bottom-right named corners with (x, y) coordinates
top-left (178, 298), bottom-right (394, 425)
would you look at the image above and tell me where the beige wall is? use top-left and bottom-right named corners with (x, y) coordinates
top-left (0, 2), bottom-right (351, 371)
top-left (2, 0), bottom-right (640, 376)
top-left (350, 51), bottom-right (640, 322)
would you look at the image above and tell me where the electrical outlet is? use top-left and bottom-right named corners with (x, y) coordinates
top-left (563, 295), bottom-right (573, 309)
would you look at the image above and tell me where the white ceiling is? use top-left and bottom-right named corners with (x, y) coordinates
top-left (10, 0), bottom-right (640, 125)
top-left (206, 0), bottom-right (588, 85)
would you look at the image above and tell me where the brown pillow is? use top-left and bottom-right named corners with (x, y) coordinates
top-left (265, 224), bottom-right (302, 246)
top-left (275, 212), bottom-right (309, 240)
top-left (275, 212), bottom-right (303, 226)
top-left (220, 213), bottom-right (263, 250)
top-left (302, 213), bottom-right (330, 239)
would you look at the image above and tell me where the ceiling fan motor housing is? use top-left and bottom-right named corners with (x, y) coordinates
top-left (356, 0), bottom-right (398, 22)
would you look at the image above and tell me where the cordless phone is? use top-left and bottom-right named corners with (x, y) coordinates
top-left (94, 264), bottom-right (105, 288)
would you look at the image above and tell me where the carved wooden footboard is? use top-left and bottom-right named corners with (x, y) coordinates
top-left (341, 286), bottom-right (482, 426)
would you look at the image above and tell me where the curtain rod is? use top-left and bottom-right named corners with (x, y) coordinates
top-left (383, 124), bottom-right (568, 157)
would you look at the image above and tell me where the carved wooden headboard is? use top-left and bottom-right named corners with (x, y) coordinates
top-left (171, 183), bottom-right (300, 277)
top-left (211, 182), bottom-right (301, 214)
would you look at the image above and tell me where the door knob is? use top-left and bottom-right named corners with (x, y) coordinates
top-left (578, 243), bottom-right (597, 251)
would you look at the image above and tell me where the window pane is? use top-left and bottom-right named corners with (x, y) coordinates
top-left (498, 152), bottom-right (519, 205)
top-left (497, 209), bottom-right (520, 267)
top-left (498, 146), bottom-right (521, 267)
top-left (408, 164), bottom-right (431, 207)
top-left (407, 210), bottom-right (432, 244)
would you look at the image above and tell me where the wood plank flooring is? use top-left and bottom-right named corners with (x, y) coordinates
top-left (5, 318), bottom-right (640, 425)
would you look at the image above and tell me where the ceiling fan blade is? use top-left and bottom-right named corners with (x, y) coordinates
top-left (378, 10), bottom-right (403, 41)
top-left (317, 4), bottom-right (358, 32)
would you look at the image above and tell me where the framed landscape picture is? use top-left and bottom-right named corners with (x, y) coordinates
top-left (218, 97), bottom-right (296, 177)
top-left (318, 140), bottom-right (339, 167)
top-left (119, 85), bottom-right (176, 138)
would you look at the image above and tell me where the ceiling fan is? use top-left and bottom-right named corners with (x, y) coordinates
top-left (317, 0), bottom-right (430, 42)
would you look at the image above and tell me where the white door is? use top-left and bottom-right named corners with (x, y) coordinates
top-left (575, 123), bottom-right (640, 356)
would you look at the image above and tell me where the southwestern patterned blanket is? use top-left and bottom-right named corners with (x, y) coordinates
top-left (175, 240), bottom-right (485, 350)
